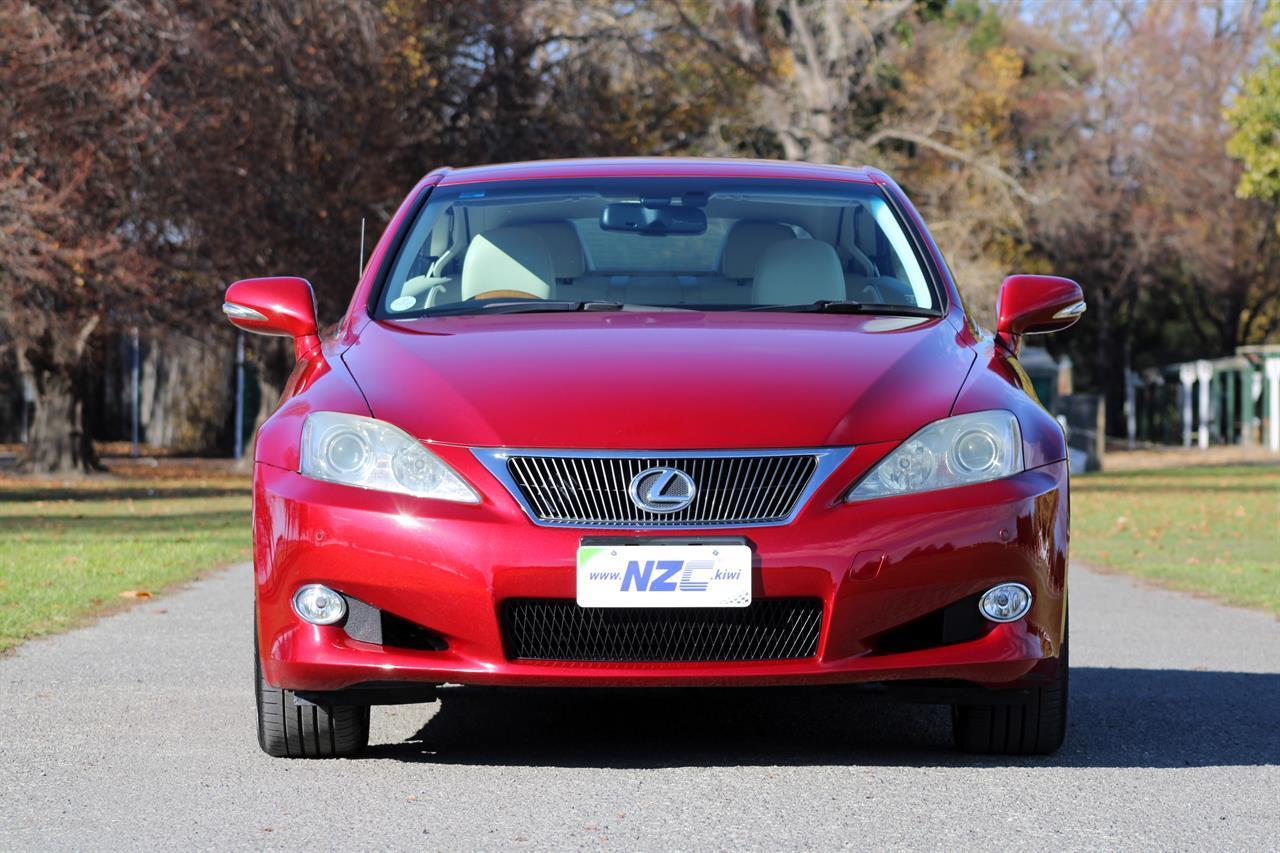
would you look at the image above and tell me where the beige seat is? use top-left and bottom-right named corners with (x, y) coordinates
top-left (753, 239), bottom-right (845, 306)
top-left (676, 221), bottom-right (793, 305)
top-left (720, 221), bottom-right (796, 283)
top-left (461, 226), bottom-right (555, 301)
top-left (523, 222), bottom-right (586, 282)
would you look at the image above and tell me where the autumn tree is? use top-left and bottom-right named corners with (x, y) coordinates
top-left (2, 0), bottom-right (716, 470)
top-left (568, 1), bottom-right (1080, 316)
top-left (0, 1), bottom-right (175, 471)
top-left (1228, 0), bottom-right (1280, 217)
top-left (867, 2), bottom-right (1082, 319)
top-left (151, 0), bottom-right (730, 442)
top-left (1032, 0), bottom-right (1280, 416)
top-left (9, 0), bottom-right (1278, 462)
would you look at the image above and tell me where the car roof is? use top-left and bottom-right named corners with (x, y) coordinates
top-left (431, 157), bottom-right (883, 187)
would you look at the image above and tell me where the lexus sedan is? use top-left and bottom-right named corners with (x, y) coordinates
top-left (224, 158), bottom-right (1084, 758)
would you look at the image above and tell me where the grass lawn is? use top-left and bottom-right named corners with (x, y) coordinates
top-left (0, 468), bottom-right (251, 651)
top-left (1072, 463), bottom-right (1280, 614)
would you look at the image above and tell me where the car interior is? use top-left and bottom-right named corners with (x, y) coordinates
top-left (382, 192), bottom-right (934, 314)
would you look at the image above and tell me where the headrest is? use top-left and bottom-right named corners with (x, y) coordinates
top-left (720, 221), bottom-right (796, 279)
top-left (461, 227), bottom-right (554, 301)
top-left (523, 222), bottom-right (586, 278)
top-left (753, 239), bottom-right (845, 306)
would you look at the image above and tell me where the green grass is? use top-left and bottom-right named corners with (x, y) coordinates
top-left (0, 474), bottom-right (251, 651)
top-left (1072, 464), bottom-right (1280, 614)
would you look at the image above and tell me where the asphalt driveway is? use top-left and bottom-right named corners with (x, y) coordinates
top-left (1, 563), bottom-right (1277, 850)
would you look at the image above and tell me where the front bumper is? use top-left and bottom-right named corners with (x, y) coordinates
top-left (253, 445), bottom-right (1068, 694)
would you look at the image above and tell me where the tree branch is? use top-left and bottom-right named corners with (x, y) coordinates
top-left (863, 128), bottom-right (1042, 205)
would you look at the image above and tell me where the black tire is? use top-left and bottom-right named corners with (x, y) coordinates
top-left (951, 619), bottom-right (1068, 756)
top-left (255, 636), bottom-right (370, 758)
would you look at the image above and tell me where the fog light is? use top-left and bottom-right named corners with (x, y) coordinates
top-left (978, 582), bottom-right (1032, 623)
top-left (292, 584), bottom-right (347, 625)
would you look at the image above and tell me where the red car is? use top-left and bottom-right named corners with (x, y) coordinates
top-left (225, 158), bottom-right (1084, 758)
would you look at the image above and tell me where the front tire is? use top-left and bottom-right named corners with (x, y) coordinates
top-left (255, 636), bottom-right (370, 758)
top-left (951, 620), bottom-right (1068, 756)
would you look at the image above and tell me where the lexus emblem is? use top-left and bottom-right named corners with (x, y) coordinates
top-left (628, 467), bottom-right (697, 513)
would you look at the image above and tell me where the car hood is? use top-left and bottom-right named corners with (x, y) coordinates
top-left (341, 312), bottom-right (974, 449)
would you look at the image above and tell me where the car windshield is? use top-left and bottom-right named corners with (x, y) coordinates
top-left (376, 178), bottom-right (940, 318)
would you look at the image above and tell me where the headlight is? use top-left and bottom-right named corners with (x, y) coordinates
top-left (300, 412), bottom-right (479, 503)
top-left (846, 410), bottom-right (1022, 501)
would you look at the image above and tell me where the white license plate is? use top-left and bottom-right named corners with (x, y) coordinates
top-left (576, 544), bottom-right (752, 608)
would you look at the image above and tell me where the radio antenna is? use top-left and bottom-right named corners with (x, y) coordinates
top-left (358, 217), bottom-right (367, 276)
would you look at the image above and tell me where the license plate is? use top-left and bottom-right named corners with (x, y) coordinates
top-left (576, 544), bottom-right (752, 608)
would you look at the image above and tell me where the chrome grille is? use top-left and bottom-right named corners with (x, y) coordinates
top-left (472, 449), bottom-right (851, 528)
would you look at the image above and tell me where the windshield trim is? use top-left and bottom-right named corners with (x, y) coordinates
top-left (366, 177), bottom-right (949, 322)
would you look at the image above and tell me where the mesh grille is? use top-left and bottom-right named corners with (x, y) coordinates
top-left (503, 598), bottom-right (823, 662)
top-left (505, 454), bottom-right (819, 527)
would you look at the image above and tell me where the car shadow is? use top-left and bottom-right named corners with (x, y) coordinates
top-left (363, 667), bottom-right (1280, 769)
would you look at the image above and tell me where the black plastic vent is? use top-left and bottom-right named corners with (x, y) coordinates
top-left (502, 598), bottom-right (823, 662)
top-left (342, 595), bottom-right (447, 652)
top-left (871, 593), bottom-right (990, 655)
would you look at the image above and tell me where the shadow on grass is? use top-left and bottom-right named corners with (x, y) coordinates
top-left (0, 510), bottom-right (249, 535)
top-left (363, 667), bottom-right (1279, 769)
top-left (0, 486), bottom-right (251, 502)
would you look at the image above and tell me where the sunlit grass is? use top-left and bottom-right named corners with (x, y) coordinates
top-left (1072, 464), bottom-right (1280, 614)
top-left (0, 473), bottom-right (251, 651)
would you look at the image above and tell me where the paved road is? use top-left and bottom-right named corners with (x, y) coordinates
top-left (2, 563), bottom-right (1277, 851)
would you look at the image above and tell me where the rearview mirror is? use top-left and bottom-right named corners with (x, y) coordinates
top-left (223, 276), bottom-right (320, 361)
top-left (995, 274), bottom-right (1085, 351)
top-left (600, 202), bottom-right (707, 235)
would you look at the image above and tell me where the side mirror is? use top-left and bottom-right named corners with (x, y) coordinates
top-left (995, 274), bottom-right (1085, 352)
top-left (223, 276), bottom-right (320, 361)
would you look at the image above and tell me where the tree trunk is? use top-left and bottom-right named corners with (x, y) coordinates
top-left (138, 330), bottom-right (235, 453)
top-left (18, 316), bottom-right (103, 474)
top-left (23, 363), bottom-right (98, 473)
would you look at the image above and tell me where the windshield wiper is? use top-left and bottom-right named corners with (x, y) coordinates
top-left (419, 300), bottom-right (627, 316)
top-left (748, 300), bottom-right (937, 317)
top-left (417, 295), bottom-right (701, 315)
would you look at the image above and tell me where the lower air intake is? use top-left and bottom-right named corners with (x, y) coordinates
top-left (502, 598), bottom-right (823, 662)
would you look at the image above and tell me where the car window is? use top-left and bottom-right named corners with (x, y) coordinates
top-left (377, 178), bottom-right (940, 317)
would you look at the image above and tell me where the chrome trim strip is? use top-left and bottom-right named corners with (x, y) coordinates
top-left (1052, 300), bottom-right (1087, 320)
top-left (471, 447), bottom-right (854, 529)
top-left (222, 301), bottom-right (268, 322)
